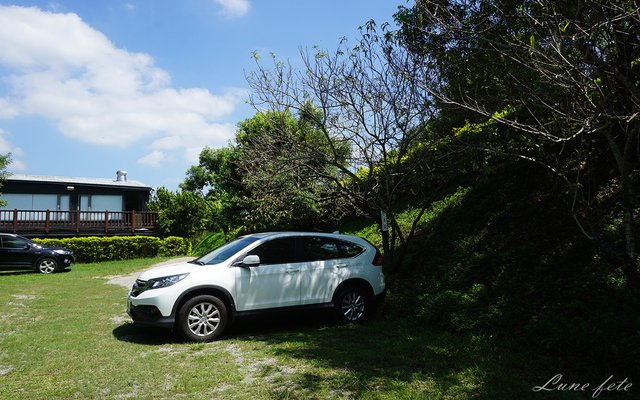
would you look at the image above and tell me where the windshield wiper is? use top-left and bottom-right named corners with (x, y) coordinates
top-left (188, 260), bottom-right (205, 265)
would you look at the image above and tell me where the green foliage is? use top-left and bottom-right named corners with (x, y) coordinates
top-left (181, 147), bottom-right (248, 234)
top-left (381, 162), bottom-right (640, 382)
top-left (33, 236), bottom-right (190, 263)
top-left (158, 236), bottom-right (192, 257)
top-left (147, 187), bottom-right (213, 238)
top-left (394, 0), bottom-right (640, 286)
top-left (182, 108), bottom-right (349, 233)
top-left (235, 109), bottom-right (349, 230)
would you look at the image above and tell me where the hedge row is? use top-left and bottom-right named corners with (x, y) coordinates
top-left (33, 236), bottom-right (191, 263)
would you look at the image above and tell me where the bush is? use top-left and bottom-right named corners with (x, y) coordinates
top-left (158, 236), bottom-right (192, 257)
top-left (33, 236), bottom-right (190, 263)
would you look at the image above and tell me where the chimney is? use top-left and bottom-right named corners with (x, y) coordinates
top-left (116, 170), bottom-right (128, 182)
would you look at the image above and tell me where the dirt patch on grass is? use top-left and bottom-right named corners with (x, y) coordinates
top-left (0, 365), bottom-right (14, 375)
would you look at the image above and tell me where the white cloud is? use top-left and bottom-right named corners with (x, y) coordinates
top-left (138, 150), bottom-right (168, 168)
top-left (214, 0), bottom-right (251, 17)
top-left (0, 5), bottom-right (246, 162)
top-left (0, 99), bottom-right (19, 118)
top-left (0, 129), bottom-right (27, 172)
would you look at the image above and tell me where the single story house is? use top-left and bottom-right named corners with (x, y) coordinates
top-left (0, 171), bottom-right (157, 236)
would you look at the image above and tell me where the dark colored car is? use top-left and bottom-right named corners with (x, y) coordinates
top-left (0, 233), bottom-right (74, 273)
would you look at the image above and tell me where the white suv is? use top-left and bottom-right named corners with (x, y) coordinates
top-left (127, 232), bottom-right (385, 342)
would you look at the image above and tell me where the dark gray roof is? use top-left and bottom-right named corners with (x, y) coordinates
top-left (7, 174), bottom-right (152, 190)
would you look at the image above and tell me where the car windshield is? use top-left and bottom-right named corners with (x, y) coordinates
top-left (190, 236), bottom-right (262, 265)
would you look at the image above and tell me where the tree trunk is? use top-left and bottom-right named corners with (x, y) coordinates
top-left (605, 127), bottom-right (640, 289)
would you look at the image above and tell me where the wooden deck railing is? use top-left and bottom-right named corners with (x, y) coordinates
top-left (0, 209), bottom-right (158, 235)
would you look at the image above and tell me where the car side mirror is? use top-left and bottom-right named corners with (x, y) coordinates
top-left (240, 255), bottom-right (260, 267)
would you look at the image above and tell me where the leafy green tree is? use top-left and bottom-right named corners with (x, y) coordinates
top-left (147, 187), bottom-right (213, 238)
top-left (234, 109), bottom-right (350, 231)
top-left (182, 146), bottom-right (247, 236)
top-left (393, 0), bottom-right (640, 286)
top-left (182, 110), bottom-right (349, 233)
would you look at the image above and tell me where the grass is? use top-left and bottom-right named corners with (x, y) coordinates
top-left (0, 258), bottom-right (602, 399)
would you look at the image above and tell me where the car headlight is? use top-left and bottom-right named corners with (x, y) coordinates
top-left (53, 249), bottom-right (70, 255)
top-left (147, 274), bottom-right (189, 290)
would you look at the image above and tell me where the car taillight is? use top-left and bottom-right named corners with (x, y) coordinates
top-left (372, 249), bottom-right (383, 266)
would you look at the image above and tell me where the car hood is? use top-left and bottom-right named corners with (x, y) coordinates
top-left (137, 261), bottom-right (203, 281)
top-left (46, 247), bottom-right (72, 253)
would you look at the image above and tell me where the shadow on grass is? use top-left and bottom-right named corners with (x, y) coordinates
top-left (0, 270), bottom-right (35, 276)
top-left (110, 310), bottom-right (594, 398)
top-left (231, 312), bottom-right (591, 399)
top-left (227, 309), bottom-right (337, 338)
top-left (111, 309), bottom-right (336, 346)
top-left (0, 269), bottom-right (71, 276)
top-left (112, 322), bottom-right (178, 345)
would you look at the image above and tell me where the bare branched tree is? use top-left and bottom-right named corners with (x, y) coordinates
top-left (246, 21), bottom-right (436, 269)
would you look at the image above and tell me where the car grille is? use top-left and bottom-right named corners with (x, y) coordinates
top-left (130, 279), bottom-right (148, 297)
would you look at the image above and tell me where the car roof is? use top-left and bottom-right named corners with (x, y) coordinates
top-left (243, 231), bottom-right (365, 243)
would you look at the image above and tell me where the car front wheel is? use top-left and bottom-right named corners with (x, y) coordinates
top-left (177, 295), bottom-right (228, 342)
top-left (37, 258), bottom-right (58, 274)
top-left (335, 286), bottom-right (369, 324)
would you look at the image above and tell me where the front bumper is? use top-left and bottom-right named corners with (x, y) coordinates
top-left (60, 256), bottom-right (74, 267)
top-left (127, 301), bottom-right (175, 328)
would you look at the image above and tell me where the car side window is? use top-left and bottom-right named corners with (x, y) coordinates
top-left (301, 237), bottom-right (342, 261)
top-left (338, 240), bottom-right (365, 258)
top-left (2, 236), bottom-right (27, 249)
top-left (246, 237), bottom-right (297, 265)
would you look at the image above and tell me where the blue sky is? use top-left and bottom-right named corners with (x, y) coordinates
top-left (0, 0), bottom-right (405, 190)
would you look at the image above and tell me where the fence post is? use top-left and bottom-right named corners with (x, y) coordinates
top-left (12, 209), bottom-right (17, 233)
top-left (45, 209), bottom-right (50, 234)
top-left (104, 210), bottom-right (109, 233)
top-left (76, 209), bottom-right (80, 233)
top-left (131, 210), bottom-right (136, 233)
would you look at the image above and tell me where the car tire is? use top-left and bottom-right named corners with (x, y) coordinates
top-left (36, 258), bottom-right (58, 274)
top-left (335, 286), bottom-right (369, 324)
top-left (176, 295), bottom-right (228, 342)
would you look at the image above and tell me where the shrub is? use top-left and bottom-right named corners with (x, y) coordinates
top-left (159, 236), bottom-right (192, 257)
top-left (33, 236), bottom-right (190, 263)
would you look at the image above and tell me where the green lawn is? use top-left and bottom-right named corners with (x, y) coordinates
top-left (0, 259), bottom-right (590, 399)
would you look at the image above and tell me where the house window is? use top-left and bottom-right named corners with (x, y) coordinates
top-left (1, 194), bottom-right (32, 210)
top-left (0, 194), bottom-right (70, 211)
top-left (80, 195), bottom-right (123, 221)
top-left (80, 195), bottom-right (122, 212)
top-left (0, 194), bottom-right (71, 221)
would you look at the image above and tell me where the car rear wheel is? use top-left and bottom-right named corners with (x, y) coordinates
top-left (335, 286), bottom-right (369, 324)
top-left (177, 295), bottom-right (228, 342)
top-left (37, 258), bottom-right (58, 274)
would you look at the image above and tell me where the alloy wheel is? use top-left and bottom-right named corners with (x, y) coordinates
top-left (341, 291), bottom-right (365, 321)
top-left (187, 302), bottom-right (221, 337)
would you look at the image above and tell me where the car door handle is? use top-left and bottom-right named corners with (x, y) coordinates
top-left (335, 264), bottom-right (348, 269)
top-left (285, 268), bottom-right (300, 273)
